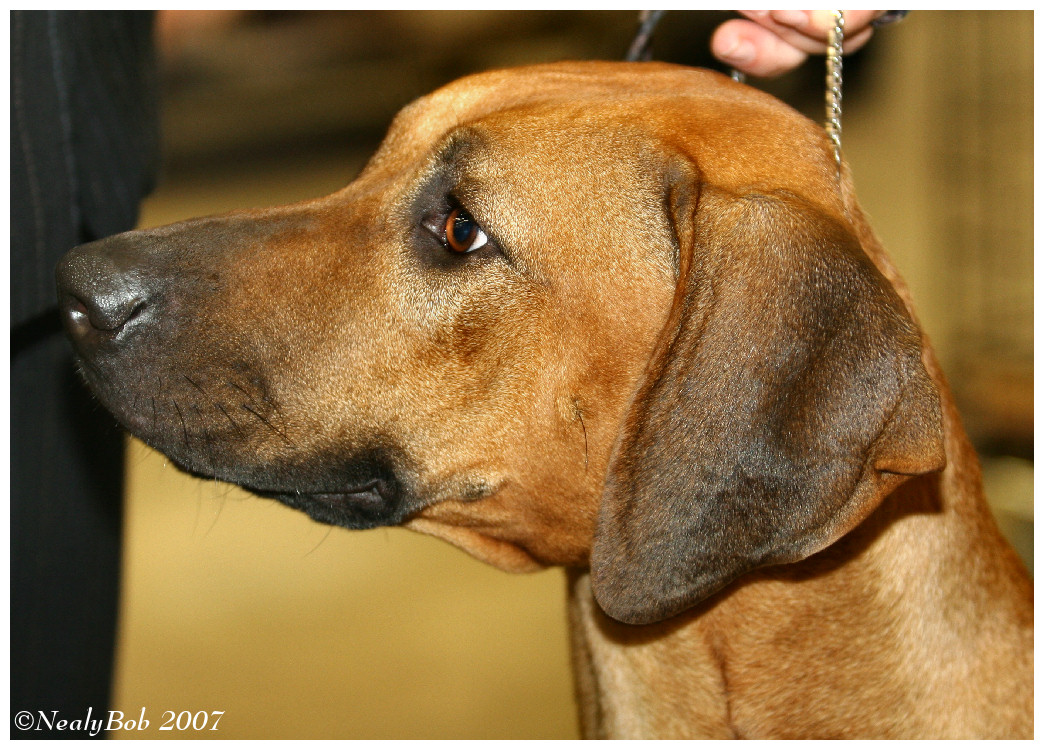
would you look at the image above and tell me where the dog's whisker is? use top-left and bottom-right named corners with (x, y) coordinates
top-left (226, 376), bottom-right (290, 428)
top-left (225, 378), bottom-right (254, 399)
top-left (303, 525), bottom-right (335, 557)
top-left (215, 402), bottom-right (247, 440)
top-left (572, 397), bottom-right (589, 473)
top-left (225, 377), bottom-right (274, 413)
top-left (184, 373), bottom-right (250, 441)
top-left (200, 492), bottom-right (226, 538)
top-left (191, 403), bottom-right (220, 477)
top-left (241, 403), bottom-right (297, 449)
top-left (171, 398), bottom-right (190, 450)
top-left (182, 373), bottom-right (207, 396)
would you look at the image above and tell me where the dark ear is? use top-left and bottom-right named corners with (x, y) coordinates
top-left (590, 174), bottom-right (946, 625)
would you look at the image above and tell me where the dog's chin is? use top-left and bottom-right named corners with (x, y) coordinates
top-left (123, 422), bottom-right (418, 531)
top-left (201, 454), bottom-right (418, 531)
top-left (164, 455), bottom-right (416, 530)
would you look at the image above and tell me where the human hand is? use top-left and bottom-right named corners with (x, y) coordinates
top-left (711, 11), bottom-right (897, 78)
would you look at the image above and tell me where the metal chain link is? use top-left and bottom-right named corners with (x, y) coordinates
top-left (625, 10), bottom-right (666, 62)
top-left (824, 10), bottom-right (845, 176)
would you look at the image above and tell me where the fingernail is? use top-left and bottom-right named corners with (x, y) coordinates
top-left (720, 38), bottom-right (756, 64)
top-left (771, 10), bottom-right (809, 28)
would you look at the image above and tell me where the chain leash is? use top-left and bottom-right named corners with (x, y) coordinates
top-left (824, 10), bottom-right (845, 177)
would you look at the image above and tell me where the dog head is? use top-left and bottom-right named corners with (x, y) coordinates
top-left (56, 62), bottom-right (944, 623)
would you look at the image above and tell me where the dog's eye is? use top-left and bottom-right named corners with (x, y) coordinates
top-left (443, 207), bottom-right (489, 253)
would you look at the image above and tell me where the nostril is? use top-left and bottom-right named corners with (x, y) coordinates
top-left (66, 296), bottom-right (89, 321)
top-left (85, 293), bottom-right (146, 332)
top-left (57, 240), bottom-right (153, 340)
top-left (60, 288), bottom-right (146, 337)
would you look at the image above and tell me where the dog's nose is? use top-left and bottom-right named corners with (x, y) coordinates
top-left (56, 238), bottom-right (153, 348)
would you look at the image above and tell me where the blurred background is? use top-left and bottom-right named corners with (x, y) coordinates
top-left (109, 10), bottom-right (1032, 739)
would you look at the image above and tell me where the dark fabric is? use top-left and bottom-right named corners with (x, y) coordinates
top-left (10, 10), bottom-right (158, 737)
top-left (11, 10), bottom-right (159, 328)
top-left (11, 327), bottom-right (126, 738)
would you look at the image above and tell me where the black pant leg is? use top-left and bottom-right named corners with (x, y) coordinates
top-left (11, 314), bottom-right (125, 738)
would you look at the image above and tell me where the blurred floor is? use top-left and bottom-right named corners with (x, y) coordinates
top-left (108, 10), bottom-right (1031, 739)
top-left (117, 444), bottom-right (577, 739)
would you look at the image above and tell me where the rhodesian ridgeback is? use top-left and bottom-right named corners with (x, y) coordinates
top-left (57, 62), bottom-right (1031, 739)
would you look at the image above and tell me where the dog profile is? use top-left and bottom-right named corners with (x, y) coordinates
top-left (56, 62), bottom-right (1032, 739)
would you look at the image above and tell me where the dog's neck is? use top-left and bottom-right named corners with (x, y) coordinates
top-left (565, 469), bottom-right (1032, 739)
top-left (567, 568), bottom-right (733, 738)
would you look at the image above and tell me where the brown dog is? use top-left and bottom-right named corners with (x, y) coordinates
top-left (56, 62), bottom-right (1031, 739)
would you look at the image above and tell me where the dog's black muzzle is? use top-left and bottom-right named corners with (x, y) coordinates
top-left (55, 223), bottom-right (419, 531)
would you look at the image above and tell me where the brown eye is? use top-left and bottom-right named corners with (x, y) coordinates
top-left (444, 207), bottom-right (489, 253)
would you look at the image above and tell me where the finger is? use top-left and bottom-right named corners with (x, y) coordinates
top-left (711, 19), bottom-right (808, 77)
top-left (804, 10), bottom-right (885, 40)
top-left (803, 11), bottom-right (879, 55)
top-left (714, 13), bottom-right (881, 76)
top-left (747, 10), bottom-right (881, 54)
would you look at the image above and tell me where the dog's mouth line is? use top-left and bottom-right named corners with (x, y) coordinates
top-left (246, 473), bottom-right (417, 531)
top-left (252, 479), bottom-right (392, 505)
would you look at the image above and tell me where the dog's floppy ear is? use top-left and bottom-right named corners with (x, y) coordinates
top-left (590, 165), bottom-right (945, 625)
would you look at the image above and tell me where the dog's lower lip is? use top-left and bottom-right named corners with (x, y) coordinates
top-left (270, 480), bottom-right (390, 506)
top-left (311, 489), bottom-right (380, 505)
top-left (256, 476), bottom-right (407, 531)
